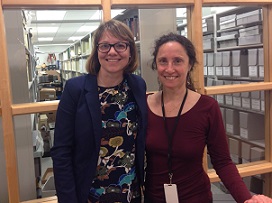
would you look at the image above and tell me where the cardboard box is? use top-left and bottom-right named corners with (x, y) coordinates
top-left (242, 97), bottom-right (251, 109)
top-left (239, 25), bottom-right (262, 37)
top-left (232, 50), bottom-right (248, 77)
top-left (223, 66), bottom-right (232, 76)
top-left (46, 111), bottom-right (56, 123)
top-left (206, 77), bottom-right (214, 87)
top-left (38, 114), bottom-right (48, 130)
top-left (216, 94), bottom-right (225, 105)
top-left (203, 53), bottom-right (207, 66)
top-left (239, 34), bottom-right (262, 46)
top-left (239, 112), bottom-right (264, 140)
top-left (204, 66), bottom-right (207, 76)
top-left (222, 51), bottom-right (231, 66)
top-left (248, 49), bottom-right (258, 65)
top-left (251, 147), bottom-right (265, 162)
top-left (225, 95), bottom-right (233, 106)
top-left (40, 88), bottom-right (56, 101)
top-left (251, 91), bottom-right (261, 111)
top-left (219, 15), bottom-right (236, 30)
top-left (251, 99), bottom-right (261, 111)
top-left (215, 67), bottom-right (223, 76)
top-left (46, 70), bottom-right (61, 81)
top-left (241, 142), bottom-right (252, 161)
top-left (226, 109), bottom-right (240, 135)
top-left (231, 50), bottom-right (243, 66)
top-left (215, 52), bottom-right (222, 67)
top-left (229, 137), bottom-right (241, 164)
top-left (236, 9), bottom-right (262, 25)
top-left (259, 66), bottom-right (264, 78)
top-left (208, 66), bottom-right (215, 76)
top-left (233, 96), bottom-right (242, 107)
top-left (207, 53), bottom-right (214, 66)
top-left (203, 38), bottom-right (214, 50)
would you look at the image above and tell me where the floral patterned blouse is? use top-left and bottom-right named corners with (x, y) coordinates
top-left (88, 79), bottom-right (140, 203)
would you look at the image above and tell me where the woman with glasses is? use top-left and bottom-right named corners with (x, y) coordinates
top-left (51, 19), bottom-right (147, 203)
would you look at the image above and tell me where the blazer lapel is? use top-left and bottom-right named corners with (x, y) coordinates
top-left (84, 74), bottom-right (101, 153)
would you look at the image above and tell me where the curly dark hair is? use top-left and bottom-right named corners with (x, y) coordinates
top-left (151, 32), bottom-right (197, 91)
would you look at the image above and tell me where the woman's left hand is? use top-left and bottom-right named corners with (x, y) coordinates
top-left (244, 195), bottom-right (272, 203)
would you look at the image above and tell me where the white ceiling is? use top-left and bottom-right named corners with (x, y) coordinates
top-left (24, 8), bottom-right (187, 54)
top-left (24, 9), bottom-right (124, 53)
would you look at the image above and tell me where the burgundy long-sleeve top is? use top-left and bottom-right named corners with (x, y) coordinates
top-left (145, 95), bottom-right (252, 203)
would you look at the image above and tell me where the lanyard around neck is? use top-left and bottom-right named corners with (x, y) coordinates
top-left (161, 88), bottom-right (188, 184)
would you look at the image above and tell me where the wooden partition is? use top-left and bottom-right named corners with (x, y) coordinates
top-left (1, 0), bottom-right (272, 202)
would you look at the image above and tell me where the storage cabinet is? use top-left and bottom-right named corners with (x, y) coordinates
top-left (59, 33), bottom-right (92, 82)
top-left (203, 7), bottom-right (266, 173)
top-left (203, 7), bottom-right (269, 194)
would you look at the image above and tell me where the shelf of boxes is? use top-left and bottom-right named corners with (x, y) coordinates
top-left (204, 8), bottom-right (266, 185)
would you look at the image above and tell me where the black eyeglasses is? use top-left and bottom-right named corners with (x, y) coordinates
top-left (97, 42), bottom-right (130, 53)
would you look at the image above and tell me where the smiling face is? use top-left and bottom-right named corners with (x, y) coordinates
top-left (156, 41), bottom-right (190, 90)
top-left (98, 31), bottom-right (130, 77)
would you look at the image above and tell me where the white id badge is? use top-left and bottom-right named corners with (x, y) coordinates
top-left (164, 184), bottom-right (179, 203)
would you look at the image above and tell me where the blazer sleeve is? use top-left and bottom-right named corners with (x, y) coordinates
top-left (51, 78), bottom-right (82, 203)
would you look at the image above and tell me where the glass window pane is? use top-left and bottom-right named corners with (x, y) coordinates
top-left (203, 6), bottom-right (264, 84)
top-left (212, 172), bottom-right (270, 198)
top-left (208, 90), bottom-right (265, 168)
top-left (4, 8), bottom-right (102, 105)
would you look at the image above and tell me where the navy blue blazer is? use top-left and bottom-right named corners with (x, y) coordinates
top-left (51, 74), bottom-right (147, 203)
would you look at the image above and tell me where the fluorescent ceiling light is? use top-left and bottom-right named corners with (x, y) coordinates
top-left (68, 36), bottom-right (84, 41)
top-left (89, 10), bottom-right (101, 20)
top-left (89, 9), bottom-right (124, 20)
top-left (176, 8), bottom-right (186, 17)
top-left (38, 37), bottom-right (53, 41)
top-left (77, 25), bottom-right (98, 33)
top-left (111, 9), bottom-right (125, 18)
top-left (38, 27), bottom-right (58, 33)
top-left (36, 10), bottom-right (66, 21)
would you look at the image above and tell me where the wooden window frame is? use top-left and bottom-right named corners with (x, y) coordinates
top-left (0, 0), bottom-right (272, 202)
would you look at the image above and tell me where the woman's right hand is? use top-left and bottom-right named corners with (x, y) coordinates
top-left (244, 194), bottom-right (272, 203)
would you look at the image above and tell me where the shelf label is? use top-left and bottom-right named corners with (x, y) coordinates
top-left (216, 95), bottom-right (224, 104)
top-left (225, 95), bottom-right (233, 105)
top-left (233, 97), bottom-right (241, 107)
top-left (261, 100), bottom-right (265, 112)
top-left (249, 66), bottom-right (258, 77)
top-left (242, 98), bottom-right (251, 109)
top-left (251, 99), bottom-right (261, 111)
top-left (240, 128), bottom-right (248, 139)
top-left (208, 66), bottom-right (215, 76)
top-left (215, 67), bottom-right (223, 76)
top-left (223, 67), bottom-right (231, 76)
top-left (226, 123), bottom-right (233, 134)
top-left (232, 66), bottom-right (241, 77)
